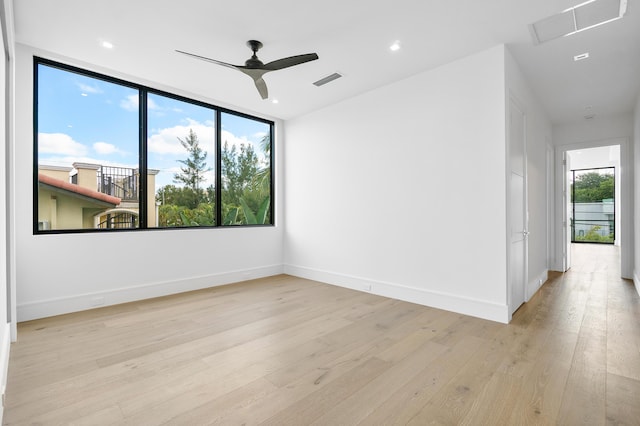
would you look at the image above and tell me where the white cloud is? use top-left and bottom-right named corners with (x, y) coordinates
top-left (38, 155), bottom-right (137, 170)
top-left (148, 119), bottom-right (216, 155)
top-left (148, 98), bottom-right (159, 110)
top-left (252, 131), bottom-right (268, 140)
top-left (120, 94), bottom-right (139, 111)
top-left (121, 95), bottom-right (160, 112)
top-left (77, 83), bottom-right (103, 95)
top-left (221, 130), bottom-right (268, 162)
top-left (38, 133), bottom-right (88, 156)
top-left (221, 130), bottom-right (250, 150)
top-left (93, 141), bottom-right (124, 155)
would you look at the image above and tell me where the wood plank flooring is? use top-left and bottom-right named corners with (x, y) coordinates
top-left (4, 244), bottom-right (639, 425)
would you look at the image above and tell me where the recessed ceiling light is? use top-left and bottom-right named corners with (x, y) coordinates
top-left (389, 41), bottom-right (401, 52)
top-left (272, 99), bottom-right (279, 104)
top-left (101, 41), bottom-right (114, 49)
top-left (574, 52), bottom-right (590, 61)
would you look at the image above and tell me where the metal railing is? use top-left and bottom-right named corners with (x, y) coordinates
top-left (97, 166), bottom-right (138, 201)
top-left (97, 212), bottom-right (138, 229)
top-left (571, 219), bottom-right (614, 243)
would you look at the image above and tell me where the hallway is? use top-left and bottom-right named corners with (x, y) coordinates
top-left (512, 243), bottom-right (640, 423)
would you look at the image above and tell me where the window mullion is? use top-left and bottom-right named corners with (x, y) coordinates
top-left (139, 90), bottom-right (148, 229)
top-left (216, 109), bottom-right (222, 227)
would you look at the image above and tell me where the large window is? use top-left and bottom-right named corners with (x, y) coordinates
top-left (570, 167), bottom-right (615, 244)
top-left (34, 58), bottom-right (273, 233)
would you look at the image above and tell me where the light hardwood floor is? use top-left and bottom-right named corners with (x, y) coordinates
top-left (4, 244), bottom-right (640, 425)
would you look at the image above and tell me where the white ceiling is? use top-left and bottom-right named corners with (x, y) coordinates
top-left (11, 0), bottom-right (640, 122)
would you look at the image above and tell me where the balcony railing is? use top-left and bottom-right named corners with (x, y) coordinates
top-left (97, 166), bottom-right (138, 201)
top-left (97, 211), bottom-right (138, 229)
top-left (571, 219), bottom-right (614, 243)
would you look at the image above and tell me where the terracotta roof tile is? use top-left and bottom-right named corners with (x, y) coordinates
top-left (38, 173), bottom-right (121, 205)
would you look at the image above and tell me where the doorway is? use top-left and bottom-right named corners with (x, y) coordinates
top-left (557, 141), bottom-right (631, 278)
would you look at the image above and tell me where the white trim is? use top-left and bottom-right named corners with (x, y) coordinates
top-left (634, 270), bottom-right (640, 297)
top-left (17, 265), bottom-right (284, 322)
top-left (506, 92), bottom-right (529, 318)
top-left (1, 0), bottom-right (17, 342)
top-left (0, 321), bottom-right (10, 422)
top-left (546, 141), bottom-right (555, 271)
top-left (526, 269), bottom-right (549, 301)
top-left (284, 264), bottom-right (510, 324)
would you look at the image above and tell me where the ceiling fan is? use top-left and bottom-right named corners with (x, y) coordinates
top-left (176, 40), bottom-right (319, 100)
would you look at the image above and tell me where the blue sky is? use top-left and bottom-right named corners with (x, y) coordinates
top-left (38, 63), bottom-right (270, 190)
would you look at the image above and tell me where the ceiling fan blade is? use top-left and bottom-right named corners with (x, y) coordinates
top-left (254, 77), bottom-right (269, 100)
top-left (175, 49), bottom-right (239, 71)
top-left (237, 68), bottom-right (268, 99)
top-left (178, 41), bottom-right (316, 100)
top-left (263, 53), bottom-right (319, 71)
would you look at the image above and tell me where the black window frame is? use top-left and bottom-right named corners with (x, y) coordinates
top-left (33, 56), bottom-right (274, 234)
top-left (570, 166), bottom-right (615, 244)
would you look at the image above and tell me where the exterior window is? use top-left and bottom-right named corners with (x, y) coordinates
top-left (570, 167), bottom-right (615, 244)
top-left (36, 63), bottom-right (140, 230)
top-left (221, 112), bottom-right (272, 225)
top-left (34, 58), bottom-right (273, 233)
top-left (147, 93), bottom-right (216, 227)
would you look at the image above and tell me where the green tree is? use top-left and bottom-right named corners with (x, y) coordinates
top-left (156, 184), bottom-right (210, 209)
top-left (575, 225), bottom-right (614, 243)
top-left (243, 133), bottom-right (271, 224)
top-left (253, 133), bottom-right (271, 199)
top-left (156, 129), bottom-right (215, 227)
top-left (220, 135), bottom-right (272, 225)
top-left (572, 172), bottom-right (614, 203)
top-left (158, 133), bottom-right (271, 227)
top-left (173, 128), bottom-right (210, 208)
top-left (157, 203), bottom-right (214, 227)
top-left (221, 140), bottom-right (258, 206)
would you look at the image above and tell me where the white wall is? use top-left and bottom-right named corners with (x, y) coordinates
top-left (14, 44), bottom-right (285, 321)
top-left (505, 48), bottom-right (553, 301)
top-left (284, 46), bottom-right (510, 322)
top-left (634, 94), bottom-right (640, 295)
top-left (554, 114), bottom-right (633, 145)
top-left (553, 114), bottom-right (634, 278)
top-left (0, 0), bottom-right (12, 416)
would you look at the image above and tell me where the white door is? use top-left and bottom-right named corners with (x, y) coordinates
top-left (509, 98), bottom-right (527, 316)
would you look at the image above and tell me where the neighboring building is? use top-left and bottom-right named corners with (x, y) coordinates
top-left (38, 163), bottom-right (159, 230)
top-left (573, 199), bottom-right (615, 240)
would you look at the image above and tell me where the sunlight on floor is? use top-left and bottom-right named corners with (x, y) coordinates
top-left (570, 243), bottom-right (621, 277)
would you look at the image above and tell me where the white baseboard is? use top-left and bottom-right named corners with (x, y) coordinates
top-left (634, 271), bottom-right (640, 297)
top-left (17, 265), bottom-right (284, 322)
top-left (526, 269), bottom-right (549, 301)
top-left (0, 322), bottom-right (10, 423)
top-left (284, 264), bottom-right (509, 324)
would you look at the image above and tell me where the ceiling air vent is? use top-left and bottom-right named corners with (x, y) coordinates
top-left (529, 0), bottom-right (627, 45)
top-left (313, 72), bottom-right (342, 87)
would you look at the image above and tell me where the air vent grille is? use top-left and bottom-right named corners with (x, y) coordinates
top-left (529, 0), bottom-right (627, 45)
top-left (313, 72), bottom-right (342, 87)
